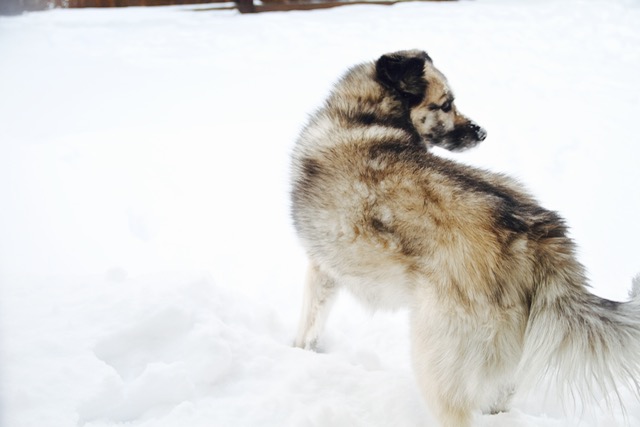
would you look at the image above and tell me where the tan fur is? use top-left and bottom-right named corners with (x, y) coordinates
top-left (290, 50), bottom-right (640, 427)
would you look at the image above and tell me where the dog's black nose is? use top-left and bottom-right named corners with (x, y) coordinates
top-left (471, 124), bottom-right (487, 141)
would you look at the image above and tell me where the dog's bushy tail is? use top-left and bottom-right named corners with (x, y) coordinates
top-left (519, 268), bottom-right (640, 410)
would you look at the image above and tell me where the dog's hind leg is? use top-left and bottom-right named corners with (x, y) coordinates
top-left (409, 304), bottom-right (492, 427)
top-left (485, 384), bottom-right (516, 415)
top-left (294, 262), bottom-right (338, 350)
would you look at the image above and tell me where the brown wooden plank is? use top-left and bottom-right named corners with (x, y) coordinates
top-left (255, 1), bottom-right (393, 11)
top-left (67, 0), bottom-right (229, 7)
top-left (252, 0), bottom-right (454, 12)
top-left (236, 0), bottom-right (255, 12)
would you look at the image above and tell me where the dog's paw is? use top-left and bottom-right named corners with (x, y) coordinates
top-left (293, 337), bottom-right (319, 352)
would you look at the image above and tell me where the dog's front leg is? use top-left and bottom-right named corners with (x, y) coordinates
top-left (293, 261), bottom-right (338, 350)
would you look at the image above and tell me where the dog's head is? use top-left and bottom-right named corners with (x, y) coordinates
top-left (376, 49), bottom-right (486, 151)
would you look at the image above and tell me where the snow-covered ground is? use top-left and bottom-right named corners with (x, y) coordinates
top-left (1, 0), bottom-right (640, 426)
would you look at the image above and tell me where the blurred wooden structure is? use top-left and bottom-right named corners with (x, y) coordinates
top-left (236, 0), bottom-right (453, 13)
top-left (1, 0), bottom-right (454, 14)
top-left (53, 0), bottom-right (229, 6)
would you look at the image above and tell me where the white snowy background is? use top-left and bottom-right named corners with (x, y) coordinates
top-left (1, 0), bottom-right (640, 426)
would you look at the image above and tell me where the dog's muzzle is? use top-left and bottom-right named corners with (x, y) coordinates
top-left (443, 121), bottom-right (487, 151)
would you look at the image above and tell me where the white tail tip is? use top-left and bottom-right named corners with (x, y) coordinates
top-left (630, 273), bottom-right (640, 300)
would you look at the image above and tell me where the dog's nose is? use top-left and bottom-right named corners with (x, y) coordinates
top-left (472, 124), bottom-right (487, 141)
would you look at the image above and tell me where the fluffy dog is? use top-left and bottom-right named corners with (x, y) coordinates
top-left (290, 49), bottom-right (640, 427)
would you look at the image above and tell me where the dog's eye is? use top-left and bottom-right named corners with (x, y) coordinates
top-left (441, 101), bottom-right (452, 113)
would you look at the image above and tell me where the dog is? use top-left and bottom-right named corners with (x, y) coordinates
top-left (290, 49), bottom-right (640, 427)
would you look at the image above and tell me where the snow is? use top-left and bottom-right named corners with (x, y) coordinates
top-left (1, 0), bottom-right (639, 426)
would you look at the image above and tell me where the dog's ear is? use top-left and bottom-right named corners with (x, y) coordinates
top-left (376, 51), bottom-right (430, 103)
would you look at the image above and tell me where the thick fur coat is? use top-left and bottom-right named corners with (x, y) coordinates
top-left (290, 49), bottom-right (640, 427)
